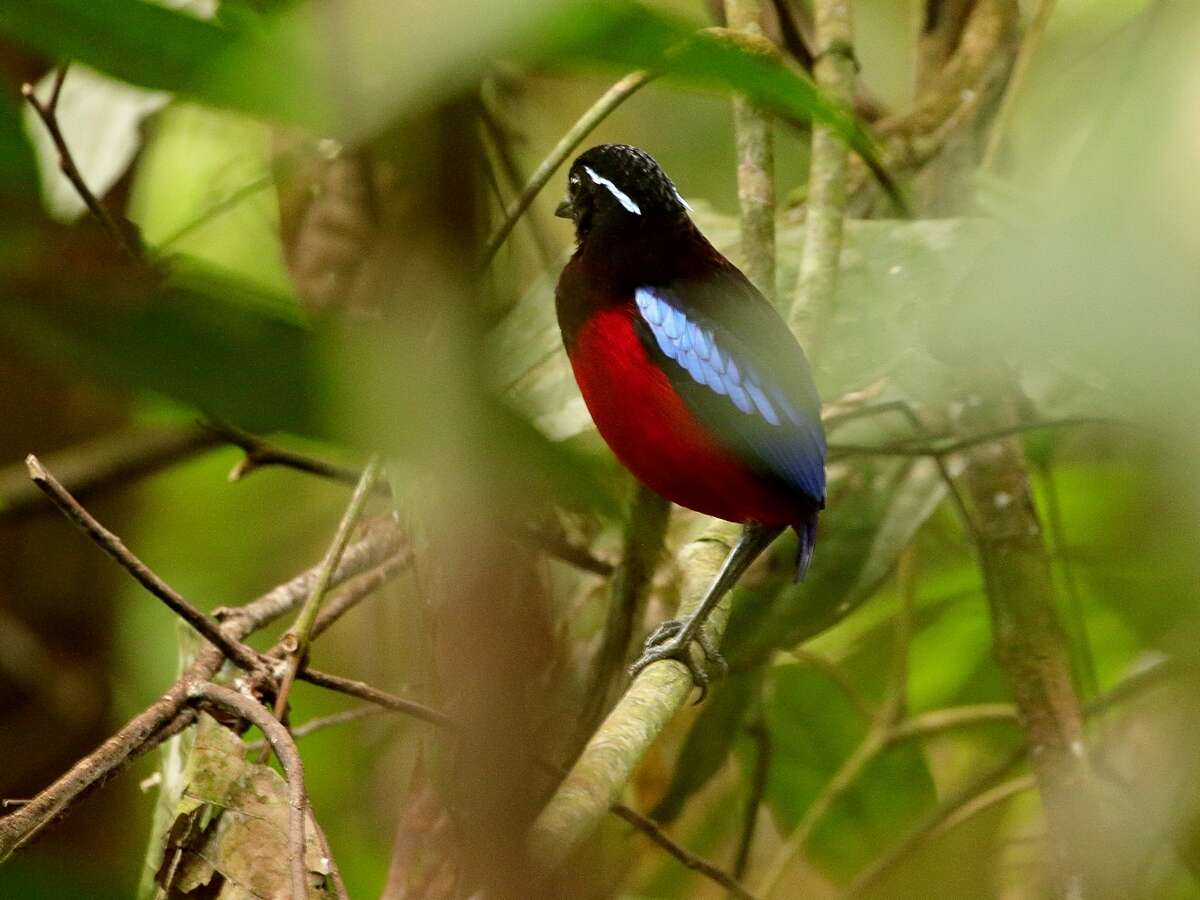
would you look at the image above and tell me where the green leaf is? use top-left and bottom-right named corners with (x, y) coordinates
top-left (650, 670), bottom-right (762, 824)
top-left (761, 663), bottom-right (937, 878)
top-left (0, 1), bottom-right (890, 189)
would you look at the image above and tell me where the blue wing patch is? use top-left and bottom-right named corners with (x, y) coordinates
top-left (634, 286), bottom-right (826, 502)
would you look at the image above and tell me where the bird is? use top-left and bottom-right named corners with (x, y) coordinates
top-left (553, 143), bottom-right (826, 697)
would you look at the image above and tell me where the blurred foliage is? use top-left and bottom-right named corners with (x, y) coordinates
top-left (0, 0), bottom-right (1198, 898)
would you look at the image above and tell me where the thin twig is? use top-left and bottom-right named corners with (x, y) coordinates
top-left (245, 706), bottom-right (391, 751)
top-left (479, 71), bottom-right (652, 269)
top-left (26, 454), bottom-right (264, 673)
top-left (208, 422), bottom-right (613, 578)
top-left (613, 804), bottom-right (761, 900)
top-left (0, 520), bottom-right (407, 861)
top-left (477, 99), bottom-right (559, 270)
top-left (22, 67), bottom-right (139, 258)
top-left (270, 455), bottom-right (382, 724)
top-left (158, 175), bottom-right (275, 251)
top-left (826, 415), bottom-right (1124, 459)
top-left (187, 682), bottom-right (315, 900)
top-left (203, 420), bottom-right (380, 489)
top-left (733, 714), bottom-right (771, 879)
top-left (520, 519), bottom-right (614, 578)
top-left (296, 669), bottom-right (456, 730)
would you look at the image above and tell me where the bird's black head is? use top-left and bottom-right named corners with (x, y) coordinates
top-left (556, 144), bottom-right (689, 241)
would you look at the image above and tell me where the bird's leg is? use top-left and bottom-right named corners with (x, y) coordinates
top-left (629, 522), bottom-right (784, 701)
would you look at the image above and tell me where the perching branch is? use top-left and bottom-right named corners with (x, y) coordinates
top-left (26, 454), bottom-right (265, 674)
top-left (529, 522), bottom-right (743, 868)
top-left (22, 66), bottom-right (140, 258)
top-left (480, 70), bottom-right (652, 269)
top-left (789, 0), bottom-right (857, 356)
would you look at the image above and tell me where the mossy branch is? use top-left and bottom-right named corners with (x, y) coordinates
top-left (529, 521), bottom-right (741, 867)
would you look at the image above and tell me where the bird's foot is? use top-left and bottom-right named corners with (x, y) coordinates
top-left (628, 619), bottom-right (726, 703)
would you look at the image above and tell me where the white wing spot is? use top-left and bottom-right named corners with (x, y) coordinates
top-left (584, 166), bottom-right (641, 215)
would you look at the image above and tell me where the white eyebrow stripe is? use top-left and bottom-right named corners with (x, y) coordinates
top-left (584, 166), bottom-right (641, 215)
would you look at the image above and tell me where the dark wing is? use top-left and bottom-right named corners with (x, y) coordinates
top-left (632, 272), bottom-right (826, 507)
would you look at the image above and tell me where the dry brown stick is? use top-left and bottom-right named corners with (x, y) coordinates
top-left (0, 425), bottom-right (220, 522)
top-left (188, 682), bottom-right (315, 900)
top-left (22, 66), bottom-right (139, 258)
top-left (520, 519), bottom-right (614, 578)
top-left (0, 650), bottom-right (221, 863)
top-left (0, 521), bottom-right (407, 861)
top-left (203, 420), bottom-right (381, 489)
top-left (480, 70), bottom-right (652, 269)
top-left (209, 422), bottom-right (614, 578)
top-left (826, 415), bottom-right (1124, 459)
top-left (612, 804), bottom-right (760, 900)
top-left (26, 454), bottom-right (264, 673)
top-left (246, 706), bottom-right (391, 751)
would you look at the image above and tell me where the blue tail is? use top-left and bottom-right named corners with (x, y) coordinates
top-left (793, 513), bottom-right (819, 582)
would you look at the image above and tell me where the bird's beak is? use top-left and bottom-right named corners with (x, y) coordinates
top-left (554, 198), bottom-right (574, 219)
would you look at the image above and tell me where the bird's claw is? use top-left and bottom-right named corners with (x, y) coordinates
top-left (628, 619), bottom-right (726, 704)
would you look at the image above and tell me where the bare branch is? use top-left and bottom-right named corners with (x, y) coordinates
top-left (21, 67), bottom-right (140, 258)
top-left (246, 706), bottom-right (391, 751)
top-left (26, 454), bottom-right (264, 673)
top-left (612, 804), bottom-right (761, 900)
top-left (0, 519), bottom-right (407, 859)
top-left (270, 456), bottom-right (383, 724)
top-left (826, 415), bottom-right (1125, 459)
